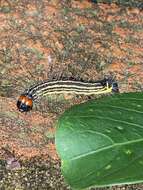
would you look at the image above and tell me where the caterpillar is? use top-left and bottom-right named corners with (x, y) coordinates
top-left (17, 78), bottom-right (119, 112)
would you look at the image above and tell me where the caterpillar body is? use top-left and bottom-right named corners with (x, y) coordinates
top-left (17, 78), bottom-right (119, 112)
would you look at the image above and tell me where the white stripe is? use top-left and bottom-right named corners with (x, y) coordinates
top-left (29, 80), bottom-right (105, 92)
top-left (33, 87), bottom-right (112, 97)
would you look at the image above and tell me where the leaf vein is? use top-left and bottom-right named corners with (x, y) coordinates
top-left (69, 115), bottom-right (143, 129)
top-left (71, 138), bottom-right (143, 161)
top-left (88, 105), bottom-right (143, 114)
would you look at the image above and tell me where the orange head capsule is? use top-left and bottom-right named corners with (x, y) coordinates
top-left (17, 93), bottom-right (33, 112)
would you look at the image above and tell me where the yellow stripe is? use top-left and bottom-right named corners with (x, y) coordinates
top-left (38, 87), bottom-right (112, 96)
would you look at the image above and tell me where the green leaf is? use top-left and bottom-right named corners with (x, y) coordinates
top-left (55, 92), bottom-right (143, 189)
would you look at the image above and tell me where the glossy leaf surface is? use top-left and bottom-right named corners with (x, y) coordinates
top-left (56, 92), bottom-right (143, 189)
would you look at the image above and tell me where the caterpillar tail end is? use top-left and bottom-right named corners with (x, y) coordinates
top-left (111, 81), bottom-right (119, 93)
top-left (105, 78), bottom-right (119, 93)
